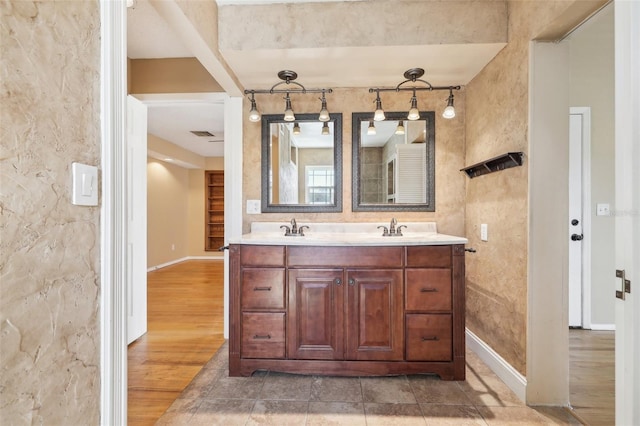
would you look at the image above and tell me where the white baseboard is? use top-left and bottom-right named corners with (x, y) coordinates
top-left (466, 328), bottom-right (527, 403)
top-left (589, 323), bottom-right (615, 331)
top-left (147, 255), bottom-right (223, 272)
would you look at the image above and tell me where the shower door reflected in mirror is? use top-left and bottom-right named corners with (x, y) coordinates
top-left (261, 113), bottom-right (342, 213)
top-left (352, 112), bottom-right (435, 212)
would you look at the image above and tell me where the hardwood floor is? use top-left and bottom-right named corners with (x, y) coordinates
top-left (569, 329), bottom-right (615, 425)
top-left (128, 260), bottom-right (225, 426)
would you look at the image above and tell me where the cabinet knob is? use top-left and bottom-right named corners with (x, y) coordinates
top-left (348, 278), bottom-right (355, 286)
top-left (335, 278), bottom-right (342, 286)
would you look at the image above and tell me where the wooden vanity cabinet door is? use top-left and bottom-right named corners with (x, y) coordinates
top-left (288, 269), bottom-right (344, 360)
top-left (345, 269), bottom-right (404, 361)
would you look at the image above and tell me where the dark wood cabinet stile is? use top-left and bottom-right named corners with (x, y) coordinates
top-left (229, 243), bottom-right (465, 380)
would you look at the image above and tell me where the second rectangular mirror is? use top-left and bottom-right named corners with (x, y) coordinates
top-left (352, 111), bottom-right (435, 211)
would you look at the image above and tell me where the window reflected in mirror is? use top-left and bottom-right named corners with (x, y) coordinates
top-left (262, 114), bottom-right (342, 213)
top-left (352, 112), bottom-right (435, 212)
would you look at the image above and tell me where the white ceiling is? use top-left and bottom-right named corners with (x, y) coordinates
top-left (127, 0), bottom-right (504, 161)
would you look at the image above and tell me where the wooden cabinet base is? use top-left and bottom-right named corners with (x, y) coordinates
top-left (229, 354), bottom-right (465, 381)
top-left (229, 244), bottom-right (466, 382)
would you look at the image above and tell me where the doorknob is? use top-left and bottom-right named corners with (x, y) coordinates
top-left (571, 234), bottom-right (583, 241)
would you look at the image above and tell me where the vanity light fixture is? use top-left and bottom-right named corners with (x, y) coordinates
top-left (244, 70), bottom-right (333, 122)
top-left (407, 90), bottom-right (420, 121)
top-left (368, 68), bottom-right (461, 120)
top-left (442, 88), bottom-right (456, 119)
top-left (318, 90), bottom-right (330, 122)
top-left (248, 92), bottom-right (261, 122)
top-left (283, 93), bottom-right (295, 122)
top-left (395, 120), bottom-right (405, 135)
top-left (321, 122), bottom-right (330, 135)
top-left (367, 121), bottom-right (376, 135)
top-left (373, 90), bottom-right (386, 122)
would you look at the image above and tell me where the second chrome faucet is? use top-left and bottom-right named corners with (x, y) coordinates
top-left (378, 218), bottom-right (407, 237)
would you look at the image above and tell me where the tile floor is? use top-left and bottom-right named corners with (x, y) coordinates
top-left (157, 343), bottom-right (580, 425)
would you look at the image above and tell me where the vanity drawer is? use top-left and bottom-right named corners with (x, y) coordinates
top-left (241, 312), bottom-right (286, 359)
top-left (241, 245), bottom-right (285, 267)
top-left (406, 246), bottom-right (451, 268)
top-left (405, 314), bottom-right (452, 361)
top-left (405, 269), bottom-right (451, 312)
top-left (241, 268), bottom-right (286, 310)
top-left (288, 246), bottom-right (403, 268)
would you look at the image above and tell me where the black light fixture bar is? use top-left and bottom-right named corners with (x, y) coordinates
top-left (368, 68), bottom-right (462, 120)
top-left (244, 71), bottom-right (333, 96)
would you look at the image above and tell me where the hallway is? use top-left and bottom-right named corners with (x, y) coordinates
top-left (128, 260), bottom-right (225, 425)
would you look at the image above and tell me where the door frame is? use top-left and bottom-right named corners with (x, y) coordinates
top-left (568, 107), bottom-right (592, 329)
top-left (99, 1), bottom-right (243, 423)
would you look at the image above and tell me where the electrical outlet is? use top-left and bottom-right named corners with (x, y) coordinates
top-left (596, 203), bottom-right (610, 216)
top-left (480, 224), bottom-right (488, 241)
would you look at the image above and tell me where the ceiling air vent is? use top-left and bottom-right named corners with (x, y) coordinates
top-left (190, 130), bottom-right (215, 137)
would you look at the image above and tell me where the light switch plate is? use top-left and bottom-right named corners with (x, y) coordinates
top-left (71, 162), bottom-right (98, 206)
top-left (480, 224), bottom-right (488, 241)
top-left (246, 199), bottom-right (261, 214)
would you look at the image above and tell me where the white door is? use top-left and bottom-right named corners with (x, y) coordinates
top-left (568, 108), bottom-right (591, 328)
top-left (126, 95), bottom-right (148, 344)
top-left (614, 0), bottom-right (639, 423)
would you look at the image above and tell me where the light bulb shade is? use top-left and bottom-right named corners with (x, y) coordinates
top-left (442, 91), bottom-right (455, 119)
top-left (283, 94), bottom-right (295, 121)
top-left (321, 122), bottom-right (330, 135)
top-left (367, 121), bottom-right (376, 135)
top-left (292, 122), bottom-right (301, 135)
top-left (395, 121), bottom-right (405, 135)
top-left (442, 105), bottom-right (456, 119)
top-left (248, 96), bottom-right (261, 122)
top-left (373, 93), bottom-right (385, 121)
top-left (407, 94), bottom-right (420, 120)
top-left (318, 93), bottom-right (330, 122)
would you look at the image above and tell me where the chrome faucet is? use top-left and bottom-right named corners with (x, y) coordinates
top-left (389, 218), bottom-right (397, 234)
top-left (379, 218), bottom-right (406, 237)
top-left (281, 218), bottom-right (308, 236)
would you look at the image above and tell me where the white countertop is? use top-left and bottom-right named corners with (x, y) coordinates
top-left (229, 222), bottom-right (468, 246)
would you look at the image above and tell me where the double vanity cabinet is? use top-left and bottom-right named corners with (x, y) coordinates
top-left (228, 224), bottom-right (467, 381)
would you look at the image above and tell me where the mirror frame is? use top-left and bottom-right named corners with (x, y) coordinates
top-left (352, 111), bottom-right (435, 212)
top-left (261, 113), bottom-right (343, 213)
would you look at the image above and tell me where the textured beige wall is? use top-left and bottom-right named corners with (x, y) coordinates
top-left (0, 1), bottom-right (100, 423)
top-left (129, 58), bottom-right (223, 94)
top-left (147, 159), bottom-right (189, 267)
top-left (242, 87), bottom-right (467, 235)
top-left (567, 4), bottom-right (614, 325)
top-left (464, 0), bottom-right (599, 375)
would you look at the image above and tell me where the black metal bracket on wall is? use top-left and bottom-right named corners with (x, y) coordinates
top-left (460, 152), bottom-right (524, 178)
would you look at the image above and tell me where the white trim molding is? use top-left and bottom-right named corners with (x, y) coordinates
top-left (590, 323), bottom-right (615, 331)
top-left (466, 329), bottom-right (527, 403)
top-left (147, 256), bottom-right (224, 272)
top-left (100, 0), bottom-right (128, 424)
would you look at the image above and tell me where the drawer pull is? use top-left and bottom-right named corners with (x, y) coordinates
top-left (253, 286), bottom-right (272, 291)
top-left (420, 288), bottom-right (437, 293)
top-left (253, 334), bottom-right (272, 340)
top-left (421, 336), bottom-right (439, 341)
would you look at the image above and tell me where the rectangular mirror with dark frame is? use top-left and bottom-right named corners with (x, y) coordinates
top-left (352, 111), bottom-right (435, 212)
top-left (261, 113), bottom-right (343, 213)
